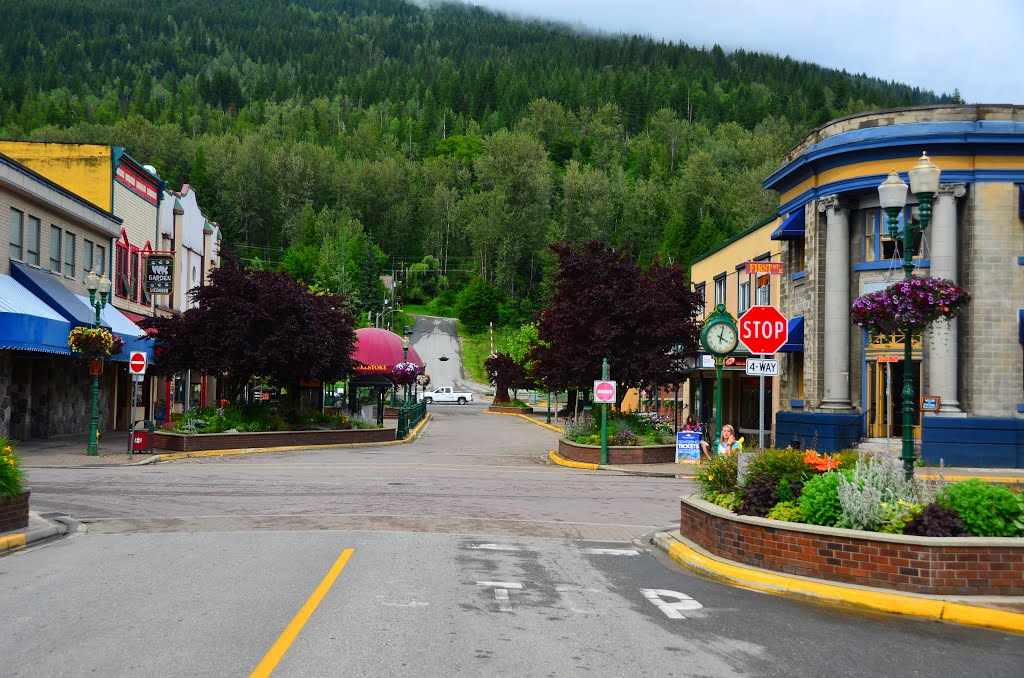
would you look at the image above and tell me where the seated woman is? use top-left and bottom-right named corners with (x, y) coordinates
top-left (683, 415), bottom-right (699, 431)
top-left (702, 423), bottom-right (742, 459)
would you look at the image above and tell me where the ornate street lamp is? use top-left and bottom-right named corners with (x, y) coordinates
top-left (84, 270), bottom-right (112, 456)
top-left (877, 153), bottom-right (940, 480)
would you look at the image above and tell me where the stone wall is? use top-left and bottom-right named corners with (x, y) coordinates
top-left (4, 353), bottom-right (111, 440)
top-left (153, 427), bottom-right (395, 452)
top-left (558, 439), bottom-right (675, 464)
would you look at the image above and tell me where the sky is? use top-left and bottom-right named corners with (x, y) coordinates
top-left (459, 0), bottom-right (1022, 104)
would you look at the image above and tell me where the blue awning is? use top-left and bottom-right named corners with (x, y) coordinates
top-left (778, 316), bottom-right (804, 352)
top-left (10, 260), bottom-right (101, 328)
top-left (1019, 309), bottom-right (1024, 343)
top-left (771, 207), bottom-right (805, 241)
top-left (75, 295), bottom-right (154, 362)
top-left (0, 274), bottom-right (72, 354)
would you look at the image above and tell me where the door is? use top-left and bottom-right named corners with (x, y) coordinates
top-left (867, 359), bottom-right (921, 439)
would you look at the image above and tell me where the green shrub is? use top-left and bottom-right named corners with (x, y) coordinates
top-left (766, 501), bottom-right (804, 522)
top-left (936, 479), bottom-right (1022, 537)
top-left (737, 473), bottom-right (782, 517)
top-left (876, 501), bottom-right (923, 534)
top-left (744, 448), bottom-right (813, 487)
top-left (0, 437), bottom-right (27, 498)
top-left (695, 453), bottom-right (738, 498)
top-left (706, 491), bottom-right (743, 511)
top-left (836, 452), bottom-right (916, 531)
top-left (799, 471), bottom-right (850, 526)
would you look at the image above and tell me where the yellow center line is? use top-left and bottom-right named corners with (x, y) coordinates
top-left (250, 548), bottom-right (355, 678)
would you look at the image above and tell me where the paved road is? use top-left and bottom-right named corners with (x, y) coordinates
top-left (410, 314), bottom-right (490, 396)
top-left (9, 407), bottom-right (1024, 677)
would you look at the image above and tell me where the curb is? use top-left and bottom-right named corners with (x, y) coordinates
top-left (484, 410), bottom-right (564, 433)
top-left (153, 414), bottom-right (433, 462)
top-left (918, 473), bottom-right (1023, 485)
top-left (653, 531), bottom-right (1024, 635)
top-left (548, 450), bottom-right (599, 470)
top-left (1, 512), bottom-right (69, 554)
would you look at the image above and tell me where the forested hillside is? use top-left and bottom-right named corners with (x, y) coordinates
top-left (0, 0), bottom-right (948, 317)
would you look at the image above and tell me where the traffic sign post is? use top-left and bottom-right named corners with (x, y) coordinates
top-left (594, 360), bottom-right (613, 464)
top-left (738, 307), bottom-right (788, 450)
top-left (127, 352), bottom-right (147, 458)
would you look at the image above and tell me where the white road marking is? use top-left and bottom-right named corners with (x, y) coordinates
top-left (554, 585), bottom-right (601, 593)
top-left (477, 581), bottom-right (523, 612)
top-left (467, 544), bottom-right (521, 551)
top-left (380, 601), bottom-right (430, 608)
top-left (640, 589), bottom-right (704, 619)
top-left (581, 548), bottom-right (639, 556)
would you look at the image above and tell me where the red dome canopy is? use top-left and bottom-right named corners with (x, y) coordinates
top-left (352, 328), bottom-right (424, 375)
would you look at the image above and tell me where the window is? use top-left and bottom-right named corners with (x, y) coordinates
top-left (26, 216), bottom-right (40, 266)
top-left (791, 239), bottom-right (805, 274)
top-left (9, 208), bottom-right (23, 260)
top-left (49, 225), bottom-right (62, 272)
top-left (116, 239), bottom-right (130, 297)
top-left (693, 282), bottom-right (706, 318)
top-left (755, 273), bottom-right (771, 306)
top-left (714, 274), bottom-right (727, 306)
top-left (130, 249), bottom-right (140, 300)
top-left (63, 231), bottom-right (75, 278)
top-left (83, 239), bottom-right (94, 277)
top-left (95, 244), bottom-right (105, 276)
top-left (863, 206), bottom-right (922, 263)
top-left (737, 278), bottom-right (751, 314)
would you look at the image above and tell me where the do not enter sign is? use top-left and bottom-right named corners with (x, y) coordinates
top-left (594, 380), bottom-right (616, 404)
top-left (128, 351), bottom-right (148, 375)
top-left (738, 306), bottom-right (788, 355)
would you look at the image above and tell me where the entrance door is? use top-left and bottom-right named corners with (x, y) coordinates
top-left (867, 360), bottom-right (921, 439)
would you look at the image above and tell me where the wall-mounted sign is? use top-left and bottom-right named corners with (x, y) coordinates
top-left (921, 395), bottom-right (941, 412)
top-left (744, 261), bottom-right (784, 276)
top-left (875, 355), bottom-right (900, 363)
top-left (145, 254), bottom-right (174, 295)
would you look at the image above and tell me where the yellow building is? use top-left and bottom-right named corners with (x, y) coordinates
top-left (685, 215), bottom-right (788, 447)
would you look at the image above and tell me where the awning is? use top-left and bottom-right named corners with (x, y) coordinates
top-left (1019, 309), bottom-right (1024, 343)
top-left (778, 316), bottom-right (804, 352)
top-left (10, 260), bottom-right (100, 327)
top-left (0, 274), bottom-right (72, 354)
top-left (771, 206), bottom-right (805, 241)
top-left (351, 328), bottom-right (425, 381)
top-left (74, 296), bottom-right (154, 362)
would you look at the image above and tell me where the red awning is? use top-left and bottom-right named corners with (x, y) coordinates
top-left (352, 328), bottom-right (424, 375)
top-left (119, 309), bottom-right (158, 336)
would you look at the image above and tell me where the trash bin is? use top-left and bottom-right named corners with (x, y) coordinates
top-left (131, 419), bottom-right (155, 453)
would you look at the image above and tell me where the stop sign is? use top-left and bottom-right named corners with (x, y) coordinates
top-left (128, 351), bottom-right (148, 375)
top-left (594, 380), bottom-right (616, 404)
top-left (739, 306), bottom-right (788, 355)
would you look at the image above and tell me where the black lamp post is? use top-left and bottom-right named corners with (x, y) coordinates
top-left (84, 270), bottom-right (112, 456)
top-left (877, 153), bottom-right (941, 480)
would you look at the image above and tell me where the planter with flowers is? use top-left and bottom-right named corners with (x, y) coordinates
top-left (850, 275), bottom-right (970, 335)
top-left (68, 326), bottom-right (125, 375)
top-left (392, 361), bottom-right (420, 386)
top-left (0, 437), bottom-right (29, 533)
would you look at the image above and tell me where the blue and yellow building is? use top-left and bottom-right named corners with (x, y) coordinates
top-left (762, 104), bottom-right (1024, 466)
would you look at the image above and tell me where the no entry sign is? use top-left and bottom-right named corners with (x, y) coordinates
top-left (739, 306), bottom-right (788, 355)
top-left (128, 351), bottom-right (148, 376)
top-left (593, 380), bottom-right (616, 404)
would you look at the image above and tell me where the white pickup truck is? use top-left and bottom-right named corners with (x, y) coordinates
top-left (423, 387), bottom-right (473, 405)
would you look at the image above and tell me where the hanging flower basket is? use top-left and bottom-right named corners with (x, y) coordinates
top-left (416, 373), bottom-right (431, 388)
top-left (851, 276), bottom-right (970, 335)
top-left (392, 361), bottom-right (419, 386)
top-left (68, 326), bottom-right (123, 357)
top-left (88, 358), bottom-right (104, 376)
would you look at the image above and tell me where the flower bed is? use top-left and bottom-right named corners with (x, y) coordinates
top-left (0, 436), bottom-right (28, 531)
top-left (153, 428), bottom-right (395, 452)
top-left (488, 405), bottom-right (535, 414)
top-left (558, 438), bottom-right (675, 464)
top-left (679, 495), bottom-right (1024, 595)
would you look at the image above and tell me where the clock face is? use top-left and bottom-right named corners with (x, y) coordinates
top-left (705, 321), bottom-right (738, 354)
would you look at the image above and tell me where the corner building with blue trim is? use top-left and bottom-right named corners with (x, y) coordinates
top-left (764, 105), bottom-right (1024, 467)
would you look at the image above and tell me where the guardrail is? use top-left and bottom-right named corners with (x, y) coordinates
top-left (396, 401), bottom-right (427, 439)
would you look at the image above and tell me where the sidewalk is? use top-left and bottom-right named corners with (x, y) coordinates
top-left (14, 431), bottom-right (161, 468)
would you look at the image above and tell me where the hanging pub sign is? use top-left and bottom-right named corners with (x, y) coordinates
top-left (145, 254), bottom-right (174, 295)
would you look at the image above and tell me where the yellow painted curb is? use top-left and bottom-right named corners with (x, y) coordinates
top-left (0, 533), bottom-right (26, 552)
top-left (548, 450), bottom-right (599, 470)
top-left (660, 537), bottom-right (1024, 635)
top-left (484, 409), bottom-right (564, 433)
top-left (156, 414), bottom-right (432, 462)
top-left (919, 473), bottom-right (1023, 485)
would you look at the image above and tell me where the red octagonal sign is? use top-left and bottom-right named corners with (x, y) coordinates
top-left (128, 351), bottom-right (148, 375)
top-left (738, 305), bottom-right (788, 355)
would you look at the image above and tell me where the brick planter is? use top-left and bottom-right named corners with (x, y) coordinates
top-left (0, 491), bottom-right (30, 532)
top-left (488, 405), bottom-right (535, 414)
top-left (680, 494), bottom-right (1024, 596)
top-left (153, 428), bottom-right (395, 452)
top-left (558, 438), bottom-right (675, 465)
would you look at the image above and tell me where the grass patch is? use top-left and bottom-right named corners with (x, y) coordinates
top-left (457, 322), bottom-right (516, 384)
